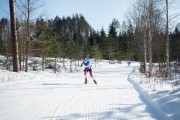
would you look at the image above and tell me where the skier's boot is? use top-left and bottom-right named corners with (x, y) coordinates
top-left (93, 80), bottom-right (97, 85)
top-left (84, 78), bottom-right (87, 84)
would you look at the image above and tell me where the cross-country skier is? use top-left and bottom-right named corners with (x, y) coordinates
top-left (80, 57), bottom-right (97, 85)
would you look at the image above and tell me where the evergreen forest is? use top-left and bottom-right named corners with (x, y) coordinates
top-left (0, 0), bottom-right (180, 74)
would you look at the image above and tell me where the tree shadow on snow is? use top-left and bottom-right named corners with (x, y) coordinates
top-left (43, 102), bottom-right (158, 120)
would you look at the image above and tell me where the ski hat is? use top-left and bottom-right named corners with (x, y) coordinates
top-left (83, 57), bottom-right (88, 63)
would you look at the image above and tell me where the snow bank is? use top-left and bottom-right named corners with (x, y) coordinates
top-left (128, 68), bottom-right (180, 120)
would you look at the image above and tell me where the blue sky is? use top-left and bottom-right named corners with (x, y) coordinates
top-left (0, 0), bottom-right (9, 18)
top-left (0, 0), bottom-right (134, 31)
top-left (43, 0), bottom-right (134, 31)
top-left (1, 0), bottom-right (180, 31)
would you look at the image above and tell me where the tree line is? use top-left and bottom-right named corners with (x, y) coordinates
top-left (0, 14), bottom-right (138, 71)
top-left (0, 0), bottom-right (180, 74)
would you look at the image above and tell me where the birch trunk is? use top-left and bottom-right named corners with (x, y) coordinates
top-left (148, 0), bottom-right (153, 77)
top-left (165, 0), bottom-right (170, 72)
top-left (144, 29), bottom-right (147, 75)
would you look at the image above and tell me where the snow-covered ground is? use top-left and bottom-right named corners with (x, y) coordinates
top-left (0, 59), bottom-right (179, 120)
top-left (128, 66), bottom-right (180, 120)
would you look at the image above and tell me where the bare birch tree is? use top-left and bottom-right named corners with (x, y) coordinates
top-left (128, 0), bottom-right (149, 74)
top-left (165, 0), bottom-right (170, 72)
top-left (16, 0), bottom-right (44, 72)
top-left (148, 0), bottom-right (154, 77)
top-left (141, 0), bottom-right (149, 75)
top-left (164, 0), bottom-right (180, 74)
top-left (128, 0), bottom-right (164, 76)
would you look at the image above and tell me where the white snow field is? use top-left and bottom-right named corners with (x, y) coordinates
top-left (0, 61), bottom-right (160, 120)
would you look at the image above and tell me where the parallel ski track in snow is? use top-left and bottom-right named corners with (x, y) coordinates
top-left (0, 63), bottom-right (159, 120)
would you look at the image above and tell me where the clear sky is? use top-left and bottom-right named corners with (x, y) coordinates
top-left (0, 0), bottom-right (9, 18)
top-left (0, 0), bottom-right (180, 31)
top-left (43, 0), bottom-right (134, 31)
top-left (0, 0), bottom-right (134, 31)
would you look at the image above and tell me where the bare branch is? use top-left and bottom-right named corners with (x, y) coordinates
top-left (169, 13), bottom-right (180, 22)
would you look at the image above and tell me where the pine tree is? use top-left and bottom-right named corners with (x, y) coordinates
top-left (108, 19), bottom-right (119, 61)
top-left (99, 28), bottom-right (107, 59)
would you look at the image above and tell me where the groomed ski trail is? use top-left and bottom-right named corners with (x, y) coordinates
top-left (0, 62), bottom-right (159, 120)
